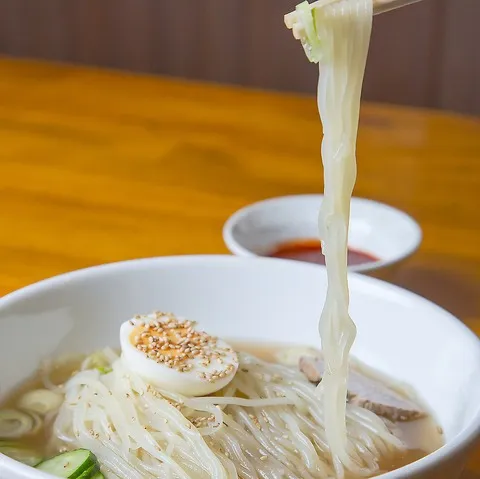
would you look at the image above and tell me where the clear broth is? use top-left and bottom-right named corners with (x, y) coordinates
top-left (0, 358), bottom-right (81, 454)
top-left (233, 342), bottom-right (444, 478)
top-left (1, 346), bottom-right (444, 478)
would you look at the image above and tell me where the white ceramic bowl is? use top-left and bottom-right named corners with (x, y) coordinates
top-left (0, 256), bottom-right (479, 479)
top-left (223, 195), bottom-right (422, 279)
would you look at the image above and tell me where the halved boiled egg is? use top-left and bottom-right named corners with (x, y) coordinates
top-left (120, 312), bottom-right (239, 396)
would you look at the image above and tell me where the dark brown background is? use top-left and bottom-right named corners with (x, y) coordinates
top-left (0, 0), bottom-right (478, 115)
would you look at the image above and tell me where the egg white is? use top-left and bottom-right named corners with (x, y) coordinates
top-left (119, 314), bottom-right (239, 396)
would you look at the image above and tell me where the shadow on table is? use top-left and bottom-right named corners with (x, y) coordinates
top-left (392, 260), bottom-right (479, 324)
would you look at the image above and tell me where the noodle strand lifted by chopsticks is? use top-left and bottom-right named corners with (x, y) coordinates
top-left (314, 1), bottom-right (373, 476)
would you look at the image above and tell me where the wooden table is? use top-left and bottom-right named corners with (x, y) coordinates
top-left (0, 58), bottom-right (479, 476)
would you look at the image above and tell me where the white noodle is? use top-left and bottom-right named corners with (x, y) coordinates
top-left (314, 1), bottom-right (373, 477)
top-left (46, 350), bottom-right (402, 479)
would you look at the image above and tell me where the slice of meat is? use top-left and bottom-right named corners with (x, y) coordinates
top-left (299, 356), bottom-right (425, 422)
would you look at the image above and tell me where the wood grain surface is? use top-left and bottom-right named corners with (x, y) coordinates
top-left (0, 58), bottom-right (478, 475)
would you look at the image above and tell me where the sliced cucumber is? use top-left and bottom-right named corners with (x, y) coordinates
top-left (0, 445), bottom-right (43, 466)
top-left (90, 472), bottom-right (104, 479)
top-left (36, 449), bottom-right (97, 478)
top-left (76, 464), bottom-right (98, 478)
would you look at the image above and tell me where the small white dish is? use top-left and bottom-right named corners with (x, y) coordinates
top-left (223, 194), bottom-right (422, 279)
top-left (0, 255), bottom-right (479, 479)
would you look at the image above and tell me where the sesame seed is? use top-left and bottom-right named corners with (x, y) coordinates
top-left (129, 313), bottom-right (236, 374)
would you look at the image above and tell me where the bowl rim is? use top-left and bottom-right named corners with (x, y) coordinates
top-left (0, 254), bottom-right (478, 479)
top-left (222, 194), bottom-right (423, 273)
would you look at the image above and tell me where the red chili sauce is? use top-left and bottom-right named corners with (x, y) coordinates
top-left (268, 239), bottom-right (378, 266)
